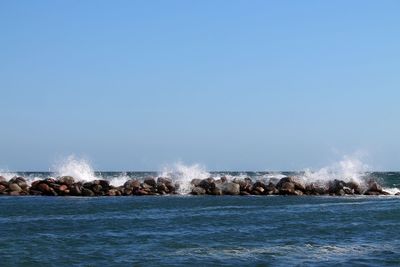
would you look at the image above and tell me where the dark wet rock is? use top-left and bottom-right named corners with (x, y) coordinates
top-left (220, 176), bottom-right (227, 183)
top-left (342, 186), bottom-right (354, 195)
top-left (143, 178), bottom-right (157, 188)
top-left (328, 180), bottom-right (346, 194)
top-left (58, 176), bottom-right (75, 186)
top-left (157, 177), bottom-right (172, 185)
top-left (240, 191), bottom-right (251, 196)
top-left (136, 189), bottom-right (149, 195)
top-left (37, 183), bottom-right (51, 193)
top-left (124, 179), bottom-right (141, 190)
top-left (345, 181), bottom-right (362, 194)
top-left (70, 184), bottom-right (82, 196)
top-left (0, 184), bottom-right (6, 193)
top-left (157, 182), bottom-right (168, 193)
top-left (210, 187), bottom-right (223, 195)
top-left (9, 183), bottom-right (22, 193)
top-left (395, 192), bottom-right (400, 196)
top-left (191, 179), bottom-right (202, 187)
top-left (253, 181), bottom-right (266, 190)
top-left (276, 177), bottom-right (306, 193)
top-left (368, 182), bottom-right (383, 193)
top-left (199, 178), bottom-right (216, 191)
top-left (305, 183), bottom-right (327, 195)
top-left (254, 186), bottom-right (265, 194)
top-left (83, 182), bottom-right (94, 189)
top-left (220, 182), bottom-right (240, 195)
top-left (279, 182), bottom-right (295, 195)
top-left (82, 188), bottom-right (95, 197)
top-left (191, 186), bottom-right (206, 195)
top-left (92, 184), bottom-right (103, 195)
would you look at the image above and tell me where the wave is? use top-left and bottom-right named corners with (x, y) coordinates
top-left (0, 155), bottom-right (399, 194)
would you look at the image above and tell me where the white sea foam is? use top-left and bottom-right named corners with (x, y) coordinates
top-left (159, 162), bottom-right (210, 193)
top-left (300, 155), bottom-right (370, 186)
top-left (54, 155), bottom-right (98, 182)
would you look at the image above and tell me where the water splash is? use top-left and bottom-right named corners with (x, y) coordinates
top-left (54, 155), bottom-right (98, 182)
top-left (159, 162), bottom-right (210, 193)
top-left (300, 155), bottom-right (370, 186)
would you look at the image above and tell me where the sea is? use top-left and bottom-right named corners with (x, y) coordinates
top-left (0, 168), bottom-right (400, 266)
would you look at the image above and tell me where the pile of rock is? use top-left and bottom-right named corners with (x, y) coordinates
top-left (0, 176), bottom-right (178, 196)
top-left (0, 175), bottom-right (398, 197)
top-left (190, 176), bottom-right (395, 196)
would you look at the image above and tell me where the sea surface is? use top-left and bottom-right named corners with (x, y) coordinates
top-left (0, 172), bottom-right (400, 266)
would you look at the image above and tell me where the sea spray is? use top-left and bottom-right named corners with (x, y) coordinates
top-left (55, 155), bottom-right (98, 182)
top-left (159, 162), bottom-right (210, 194)
top-left (300, 155), bottom-right (370, 187)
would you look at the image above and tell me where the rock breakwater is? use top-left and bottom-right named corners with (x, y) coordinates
top-left (0, 175), bottom-right (398, 197)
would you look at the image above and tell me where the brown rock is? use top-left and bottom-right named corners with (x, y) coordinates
top-left (191, 186), bottom-right (206, 195)
top-left (143, 178), bottom-right (157, 188)
top-left (9, 183), bottom-right (22, 192)
top-left (58, 176), bottom-right (75, 186)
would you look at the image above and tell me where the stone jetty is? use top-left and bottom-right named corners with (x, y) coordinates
top-left (0, 175), bottom-right (397, 197)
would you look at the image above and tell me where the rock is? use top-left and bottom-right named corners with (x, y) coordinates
top-left (58, 176), bottom-right (75, 186)
top-left (191, 179), bottom-right (202, 187)
top-left (345, 181), bottom-right (362, 194)
top-left (191, 186), bottom-right (206, 195)
top-left (81, 188), bottom-right (95, 197)
top-left (279, 182), bottom-right (295, 195)
top-left (70, 184), bottom-right (82, 196)
top-left (343, 186), bottom-right (354, 195)
top-left (157, 177), bottom-right (172, 185)
top-left (210, 187), bottom-right (222, 195)
top-left (395, 192), bottom-right (400, 196)
top-left (368, 182), bottom-right (383, 193)
top-left (92, 184), bottom-right (103, 195)
top-left (83, 182), bottom-right (94, 189)
top-left (94, 180), bottom-right (110, 189)
top-left (254, 186), bottom-right (265, 193)
top-left (136, 189), bottom-right (149, 195)
top-left (143, 178), bottom-right (157, 188)
top-left (124, 179), bottom-right (141, 190)
top-left (9, 177), bottom-right (28, 190)
top-left (157, 182), bottom-right (168, 193)
top-left (294, 190), bottom-right (304, 196)
top-left (9, 191), bottom-right (20, 196)
top-left (29, 189), bottom-right (43, 196)
top-left (9, 183), bottom-right (22, 192)
top-left (0, 184), bottom-right (6, 193)
top-left (199, 178), bottom-right (216, 191)
top-left (59, 185), bottom-right (68, 192)
top-left (337, 189), bottom-right (345, 196)
top-left (220, 176), bottom-right (227, 183)
top-left (107, 189), bottom-right (119, 196)
top-left (38, 183), bottom-right (51, 193)
top-left (0, 176), bottom-right (6, 183)
top-left (276, 177), bottom-right (306, 192)
top-left (328, 180), bottom-right (346, 194)
top-left (220, 182), bottom-right (240, 195)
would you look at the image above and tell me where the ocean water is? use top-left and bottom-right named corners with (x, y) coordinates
top-left (0, 171), bottom-right (400, 266)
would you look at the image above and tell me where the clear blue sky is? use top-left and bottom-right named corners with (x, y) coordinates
top-left (1, 1), bottom-right (399, 171)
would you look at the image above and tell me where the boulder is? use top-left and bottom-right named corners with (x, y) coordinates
top-left (0, 176), bottom-right (6, 183)
top-left (9, 177), bottom-right (28, 190)
top-left (124, 179), bottom-right (141, 190)
top-left (0, 184), bottom-right (6, 193)
top-left (9, 183), bottom-right (22, 193)
top-left (81, 188), bottom-right (95, 197)
top-left (279, 182), bottom-right (295, 195)
top-left (143, 178), bottom-right (157, 188)
top-left (276, 177), bottom-right (305, 192)
top-left (191, 186), bottom-right (206, 195)
top-left (395, 192), bottom-right (400, 196)
top-left (220, 182), bottom-right (240, 195)
top-left (191, 179), bottom-right (202, 187)
top-left (70, 184), bottom-right (82, 196)
top-left (157, 177), bottom-right (173, 185)
top-left (58, 176), bottom-right (75, 186)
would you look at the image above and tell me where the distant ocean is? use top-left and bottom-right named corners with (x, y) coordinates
top-left (0, 170), bottom-right (400, 266)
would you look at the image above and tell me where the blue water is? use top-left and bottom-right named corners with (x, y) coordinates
top-left (1, 195), bottom-right (400, 266)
